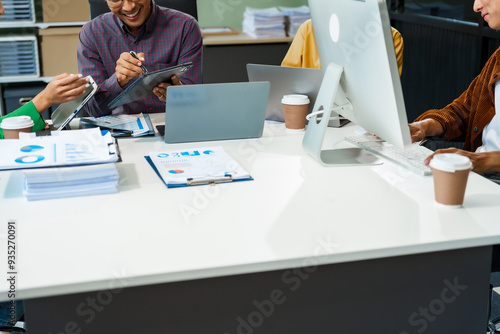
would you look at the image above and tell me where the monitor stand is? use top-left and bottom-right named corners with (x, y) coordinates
top-left (302, 63), bottom-right (381, 167)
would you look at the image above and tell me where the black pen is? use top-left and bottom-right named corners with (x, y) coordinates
top-left (129, 51), bottom-right (148, 74)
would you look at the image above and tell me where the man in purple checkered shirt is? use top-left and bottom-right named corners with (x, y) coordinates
top-left (77, 0), bottom-right (203, 117)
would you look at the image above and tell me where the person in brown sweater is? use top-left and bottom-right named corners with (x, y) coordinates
top-left (410, 0), bottom-right (500, 175)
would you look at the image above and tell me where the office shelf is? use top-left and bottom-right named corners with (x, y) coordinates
top-left (0, 36), bottom-right (40, 79)
top-left (0, 76), bottom-right (53, 84)
top-left (0, 0), bottom-right (35, 24)
top-left (0, 0), bottom-right (87, 116)
top-left (0, 21), bottom-right (87, 29)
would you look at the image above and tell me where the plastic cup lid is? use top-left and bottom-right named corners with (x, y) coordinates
top-left (429, 153), bottom-right (472, 173)
top-left (0, 116), bottom-right (34, 130)
top-left (281, 94), bottom-right (310, 105)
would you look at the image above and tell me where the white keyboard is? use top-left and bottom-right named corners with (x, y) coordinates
top-left (345, 135), bottom-right (433, 176)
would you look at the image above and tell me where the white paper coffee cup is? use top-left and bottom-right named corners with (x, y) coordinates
top-left (0, 116), bottom-right (34, 139)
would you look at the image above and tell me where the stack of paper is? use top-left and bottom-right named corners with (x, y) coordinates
top-left (146, 146), bottom-right (252, 188)
top-left (242, 7), bottom-right (286, 38)
top-left (279, 6), bottom-right (310, 36)
top-left (23, 164), bottom-right (119, 201)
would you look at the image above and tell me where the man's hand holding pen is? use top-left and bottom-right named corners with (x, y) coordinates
top-left (129, 50), bottom-right (184, 103)
top-left (129, 51), bottom-right (148, 74)
top-left (115, 50), bottom-right (183, 103)
top-left (116, 51), bottom-right (148, 88)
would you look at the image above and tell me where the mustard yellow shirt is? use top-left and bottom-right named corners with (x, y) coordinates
top-left (281, 19), bottom-right (404, 76)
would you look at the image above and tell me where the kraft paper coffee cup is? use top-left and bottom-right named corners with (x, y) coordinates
top-left (281, 94), bottom-right (310, 130)
top-left (0, 116), bottom-right (34, 139)
top-left (429, 153), bottom-right (472, 207)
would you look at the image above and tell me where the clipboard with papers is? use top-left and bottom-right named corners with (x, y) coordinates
top-left (145, 146), bottom-right (252, 188)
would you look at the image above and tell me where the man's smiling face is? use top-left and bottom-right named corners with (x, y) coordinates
top-left (109, 0), bottom-right (152, 35)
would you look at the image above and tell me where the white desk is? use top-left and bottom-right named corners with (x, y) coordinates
top-left (1, 115), bottom-right (500, 333)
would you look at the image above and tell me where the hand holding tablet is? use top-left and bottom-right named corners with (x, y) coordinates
top-left (51, 76), bottom-right (98, 130)
top-left (108, 62), bottom-right (193, 109)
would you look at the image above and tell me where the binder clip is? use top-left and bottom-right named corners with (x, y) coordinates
top-left (187, 175), bottom-right (233, 186)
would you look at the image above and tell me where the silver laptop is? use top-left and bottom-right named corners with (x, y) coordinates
top-left (246, 64), bottom-right (324, 122)
top-left (163, 82), bottom-right (270, 143)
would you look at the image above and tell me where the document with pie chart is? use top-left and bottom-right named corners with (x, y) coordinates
top-left (0, 128), bottom-right (119, 170)
top-left (146, 146), bottom-right (252, 188)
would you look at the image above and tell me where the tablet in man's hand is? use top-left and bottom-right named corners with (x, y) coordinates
top-left (108, 62), bottom-right (193, 109)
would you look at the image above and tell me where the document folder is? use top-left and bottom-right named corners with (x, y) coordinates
top-left (145, 146), bottom-right (252, 188)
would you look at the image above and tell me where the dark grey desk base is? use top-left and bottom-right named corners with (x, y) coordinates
top-left (26, 246), bottom-right (491, 333)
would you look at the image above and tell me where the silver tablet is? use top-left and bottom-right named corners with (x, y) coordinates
top-left (51, 76), bottom-right (98, 131)
top-left (107, 62), bottom-right (193, 109)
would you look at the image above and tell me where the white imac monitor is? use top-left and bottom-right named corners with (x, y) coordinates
top-left (302, 0), bottom-right (412, 166)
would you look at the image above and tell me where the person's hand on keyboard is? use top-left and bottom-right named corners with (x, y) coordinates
top-left (354, 127), bottom-right (380, 139)
top-left (409, 119), bottom-right (444, 143)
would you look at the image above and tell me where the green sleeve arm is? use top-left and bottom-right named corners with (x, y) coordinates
top-left (0, 101), bottom-right (46, 139)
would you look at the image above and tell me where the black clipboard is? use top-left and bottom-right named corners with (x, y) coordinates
top-left (108, 62), bottom-right (193, 109)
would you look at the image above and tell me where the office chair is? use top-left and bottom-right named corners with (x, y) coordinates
top-left (87, 0), bottom-right (198, 20)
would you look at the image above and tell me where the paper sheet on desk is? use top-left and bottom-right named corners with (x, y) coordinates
top-left (147, 146), bottom-right (252, 187)
top-left (82, 114), bottom-right (151, 136)
top-left (0, 128), bottom-right (118, 170)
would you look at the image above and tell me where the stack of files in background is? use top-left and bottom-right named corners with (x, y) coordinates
top-left (23, 164), bottom-right (119, 201)
top-left (278, 6), bottom-right (310, 36)
top-left (242, 7), bottom-right (286, 38)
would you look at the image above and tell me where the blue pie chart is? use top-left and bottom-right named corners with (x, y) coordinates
top-left (20, 145), bottom-right (44, 153)
top-left (15, 155), bottom-right (45, 164)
